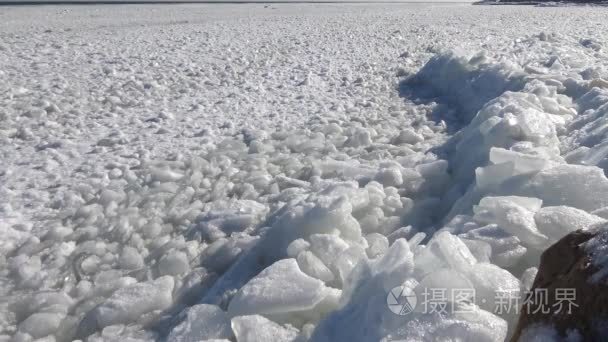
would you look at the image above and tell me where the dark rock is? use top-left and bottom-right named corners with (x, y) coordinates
top-left (511, 228), bottom-right (608, 341)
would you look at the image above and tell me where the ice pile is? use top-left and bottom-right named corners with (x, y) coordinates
top-left (0, 93), bottom-right (450, 341)
top-left (195, 39), bottom-right (607, 340)
top-left (4, 31), bottom-right (608, 342)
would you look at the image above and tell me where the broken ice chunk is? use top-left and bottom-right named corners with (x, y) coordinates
top-left (370, 238), bottom-right (415, 288)
top-left (520, 164), bottom-right (608, 211)
top-left (118, 246), bottom-right (144, 270)
top-left (286, 239), bottom-right (310, 258)
top-left (158, 250), bottom-right (190, 276)
top-left (231, 315), bottom-right (298, 342)
top-left (387, 226), bottom-right (413, 245)
top-left (364, 233), bottom-right (389, 258)
top-left (393, 128), bottom-right (424, 145)
top-left (407, 232), bottom-right (426, 250)
top-left (389, 305), bottom-right (508, 341)
top-left (296, 251), bottom-right (335, 283)
top-left (459, 224), bottom-right (527, 268)
top-left (167, 304), bottom-right (232, 342)
top-left (335, 245), bottom-right (367, 285)
top-left (475, 162), bottom-right (515, 190)
top-left (520, 267), bottom-right (538, 292)
top-left (227, 259), bottom-right (327, 316)
top-left (150, 166), bottom-right (184, 182)
top-left (18, 312), bottom-right (65, 339)
top-left (428, 231), bottom-right (477, 271)
top-left (493, 245), bottom-right (528, 269)
top-left (461, 263), bottom-right (520, 313)
top-left (489, 147), bottom-right (548, 175)
top-left (308, 234), bottom-right (350, 276)
top-left (344, 128), bottom-right (372, 148)
top-left (374, 167), bottom-right (403, 187)
top-left (311, 241), bottom-right (415, 342)
top-left (535, 206), bottom-right (606, 243)
top-left (474, 196), bottom-right (548, 248)
top-left (461, 239), bottom-right (492, 263)
top-left (299, 197), bottom-right (362, 242)
top-left (415, 268), bottom-right (474, 311)
top-left (514, 108), bottom-right (557, 142)
top-left (592, 206), bottom-right (608, 219)
top-left (84, 276), bottom-right (174, 331)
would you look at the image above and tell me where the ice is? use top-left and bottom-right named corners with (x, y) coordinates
top-left (150, 166), bottom-right (184, 183)
top-left (592, 206), bottom-right (608, 219)
top-left (493, 244), bottom-right (528, 269)
top-left (118, 246), bottom-right (144, 270)
top-left (364, 233), bottom-right (389, 258)
top-left (227, 259), bottom-right (327, 316)
top-left (410, 50), bottom-right (526, 123)
top-left (344, 129), bottom-right (372, 148)
top-left (417, 230), bottom-right (521, 311)
top-left (307, 234), bottom-right (351, 277)
top-left (459, 225), bottom-right (525, 266)
top-left (429, 231), bottom-right (477, 271)
top-left (79, 276), bottom-right (174, 334)
top-left (462, 239), bottom-right (492, 263)
top-left (535, 206), bottom-right (606, 243)
top-left (167, 304), bottom-right (232, 342)
top-left (200, 236), bottom-right (257, 274)
top-left (462, 263), bottom-right (520, 312)
top-left (520, 267), bottom-right (538, 292)
top-left (514, 108), bottom-right (557, 142)
top-left (410, 303), bottom-right (508, 340)
top-left (517, 164), bottom-right (608, 211)
top-left (369, 239), bottom-right (415, 288)
top-left (475, 162), bottom-right (517, 190)
top-left (5, 4), bottom-right (608, 341)
top-left (386, 226), bottom-right (413, 245)
top-left (231, 315), bottom-right (299, 342)
top-left (158, 250), bottom-right (190, 276)
top-left (416, 268), bottom-right (474, 303)
top-left (18, 312), bottom-right (65, 339)
top-left (286, 239), bottom-right (311, 258)
top-left (489, 147), bottom-right (549, 175)
top-left (296, 251), bottom-right (335, 283)
top-left (474, 196), bottom-right (549, 248)
top-left (334, 245), bottom-right (367, 285)
top-left (407, 232), bottom-right (426, 250)
top-left (374, 167), bottom-right (403, 187)
top-left (393, 129), bottom-right (424, 145)
top-left (311, 240), bottom-right (415, 341)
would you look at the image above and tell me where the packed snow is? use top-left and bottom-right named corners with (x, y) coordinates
top-left (2, 3), bottom-right (608, 342)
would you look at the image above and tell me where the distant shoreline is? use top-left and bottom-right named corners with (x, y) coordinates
top-left (474, 0), bottom-right (608, 5)
top-left (0, 0), bottom-right (472, 4)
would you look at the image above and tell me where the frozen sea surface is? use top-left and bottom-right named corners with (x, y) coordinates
top-left (2, 3), bottom-right (608, 341)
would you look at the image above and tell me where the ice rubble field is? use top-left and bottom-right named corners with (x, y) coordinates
top-left (2, 3), bottom-right (608, 342)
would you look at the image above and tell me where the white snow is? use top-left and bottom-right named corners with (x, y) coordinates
top-left (2, 3), bottom-right (608, 342)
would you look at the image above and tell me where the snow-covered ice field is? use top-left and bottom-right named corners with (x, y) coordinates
top-left (2, 3), bottom-right (608, 341)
